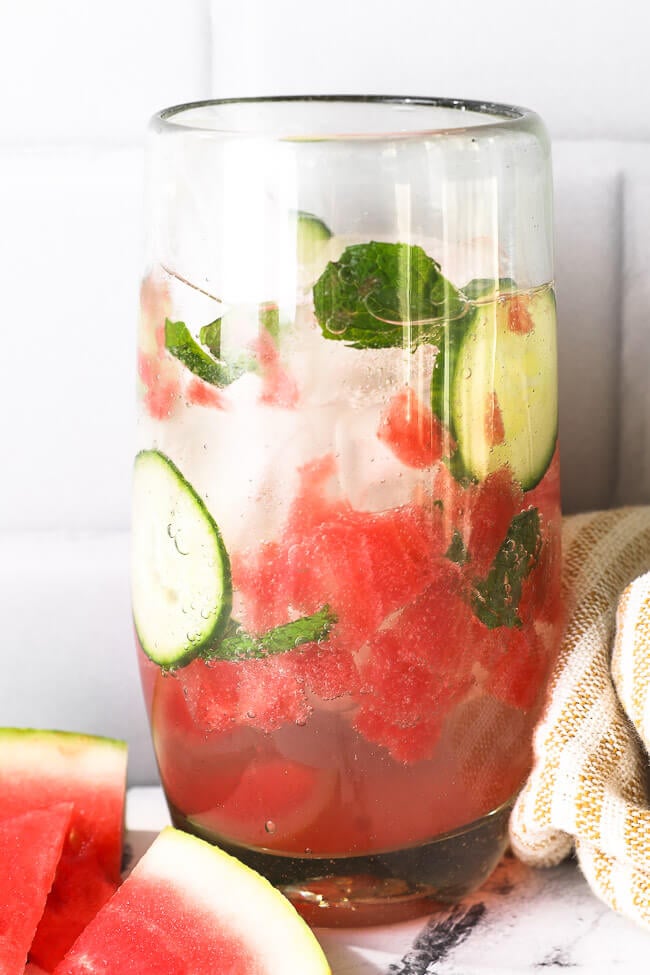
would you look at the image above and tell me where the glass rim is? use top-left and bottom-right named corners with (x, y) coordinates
top-left (152, 94), bottom-right (542, 141)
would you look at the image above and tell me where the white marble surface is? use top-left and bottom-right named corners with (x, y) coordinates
top-left (126, 787), bottom-right (650, 974)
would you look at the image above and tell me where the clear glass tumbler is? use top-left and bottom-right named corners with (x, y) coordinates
top-left (132, 96), bottom-right (562, 925)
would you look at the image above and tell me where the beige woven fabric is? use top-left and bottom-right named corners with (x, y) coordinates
top-left (510, 506), bottom-right (650, 926)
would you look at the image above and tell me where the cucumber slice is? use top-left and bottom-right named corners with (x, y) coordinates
top-left (296, 211), bottom-right (332, 289)
top-left (132, 450), bottom-right (232, 668)
top-left (451, 288), bottom-right (558, 491)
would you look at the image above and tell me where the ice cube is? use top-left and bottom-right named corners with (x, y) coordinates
top-left (284, 304), bottom-right (410, 409)
top-left (164, 268), bottom-right (224, 332)
top-left (335, 403), bottom-right (423, 512)
top-left (145, 371), bottom-right (344, 553)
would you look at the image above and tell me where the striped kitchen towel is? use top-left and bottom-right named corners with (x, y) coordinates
top-left (510, 506), bottom-right (650, 927)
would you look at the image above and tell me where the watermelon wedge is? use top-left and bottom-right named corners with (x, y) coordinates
top-left (53, 827), bottom-right (330, 975)
top-left (0, 729), bottom-right (127, 971)
top-left (0, 804), bottom-right (72, 975)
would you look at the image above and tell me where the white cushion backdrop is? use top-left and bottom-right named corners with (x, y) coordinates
top-left (1, 0), bottom-right (648, 783)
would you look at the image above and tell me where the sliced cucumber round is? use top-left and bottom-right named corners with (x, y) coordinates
top-left (450, 288), bottom-right (558, 491)
top-left (132, 450), bottom-right (232, 668)
top-left (296, 210), bottom-right (332, 289)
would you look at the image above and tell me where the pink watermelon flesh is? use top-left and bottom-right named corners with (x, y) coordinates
top-left (24, 965), bottom-right (50, 974)
top-left (0, 730), bottom-right (127, 972)
top-left (54, 878), bottom-right (258, 975)
top-left (0, 804), bottom-right (72, 975)
top-left (30, 855), bottom-right (119, 972)
top-left (53, 828), bottom-right (329, 975)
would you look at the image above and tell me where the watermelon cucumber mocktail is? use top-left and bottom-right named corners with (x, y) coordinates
top-left (134, 94), bottom-right (560, 924)
top-left (133, 217), bottom-right (561, 921)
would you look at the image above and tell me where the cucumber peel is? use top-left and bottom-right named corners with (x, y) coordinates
top-left (461, 277), bottom-right (517, 301)
top-left (132, 450), bottom-right (232, 669)
top-left (296, 211), bottom-right (332, 289)
top-left (430, 308), bottom-right (475, 436)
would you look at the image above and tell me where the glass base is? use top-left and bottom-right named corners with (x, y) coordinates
top-left (171, 795), bottom-right (514, 927)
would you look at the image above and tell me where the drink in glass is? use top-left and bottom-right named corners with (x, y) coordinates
top-left (132, 97), bottom-right (562, 924)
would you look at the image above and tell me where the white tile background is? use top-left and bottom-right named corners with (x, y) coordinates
top-left (1, 0), bottom-right (649, 781)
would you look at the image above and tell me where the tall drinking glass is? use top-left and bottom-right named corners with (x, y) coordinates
top-left (133, 96), bottom-right (561, 925)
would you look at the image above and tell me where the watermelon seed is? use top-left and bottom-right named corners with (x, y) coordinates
top-left (265, 820), bottom-right (276, 834)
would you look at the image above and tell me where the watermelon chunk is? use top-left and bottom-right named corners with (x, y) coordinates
top-left (377, 387), bottom-right (445, 469)
top-left (0, 804), bottom-right (72, 975)
top-left (355, 571), bottom-right (488, 762)
top-left (466, 467), bottom-right (523, 576)
top-left (0, 729), bottom-right (127, 971)
top-left (484, 627), bottom-right (550, 711)
top-left (253, 330), bottom-right (299, 408)
top-left (53, 827), bottom-right (330, 975)
top-left (233, 454), bottom-right (441, 647)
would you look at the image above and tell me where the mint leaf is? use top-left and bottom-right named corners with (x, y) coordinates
top-left (166, 319), bottom-right (251, 387)
top-left (200, 302), bottom-right (280, 374)
top-left (205, 605), bottom-right (337, 661)
top-left (470, 508), bottom-right (541, 629)
top-left (199, 318), bottom-right (222, 357)
top-left (445, 529), bottom-right (469, 566)
top-left (165, 319), bottom-right (234, 386)
top-left (313, 242), bottom-right (468, 350)
top-left (259, 302), bottom-right (280, 344)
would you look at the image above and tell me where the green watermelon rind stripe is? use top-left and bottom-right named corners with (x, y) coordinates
top-left (0, 728), bottom-right (127, 752)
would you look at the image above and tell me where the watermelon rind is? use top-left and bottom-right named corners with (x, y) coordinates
top-left (55, 826), bottom-right (331, 974)
top-left (0, 728), bottom-right (127, 787)
top-left (0, 727), bottom-right (127, 753)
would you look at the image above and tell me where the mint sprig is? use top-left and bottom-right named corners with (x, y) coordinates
top-left (204, 605), bottom-right (337, 661)
top-left (164, 319), bottom-right (240, 387)
top-left (166, 317), bottom-right (261, 388)
top-left (198, 318), bottom-right (222, 357)
top-left (470, 508), bottom-right (541, 629)
top-left (258, 302), bottom-right (280, 344)
top-left (313, 242), bottom-right (468, 350)
top-left (445, 529), bottom-right (469, 566)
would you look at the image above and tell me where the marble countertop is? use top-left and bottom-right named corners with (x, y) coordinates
top-left (126, 787), bottom-right (650, 974)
